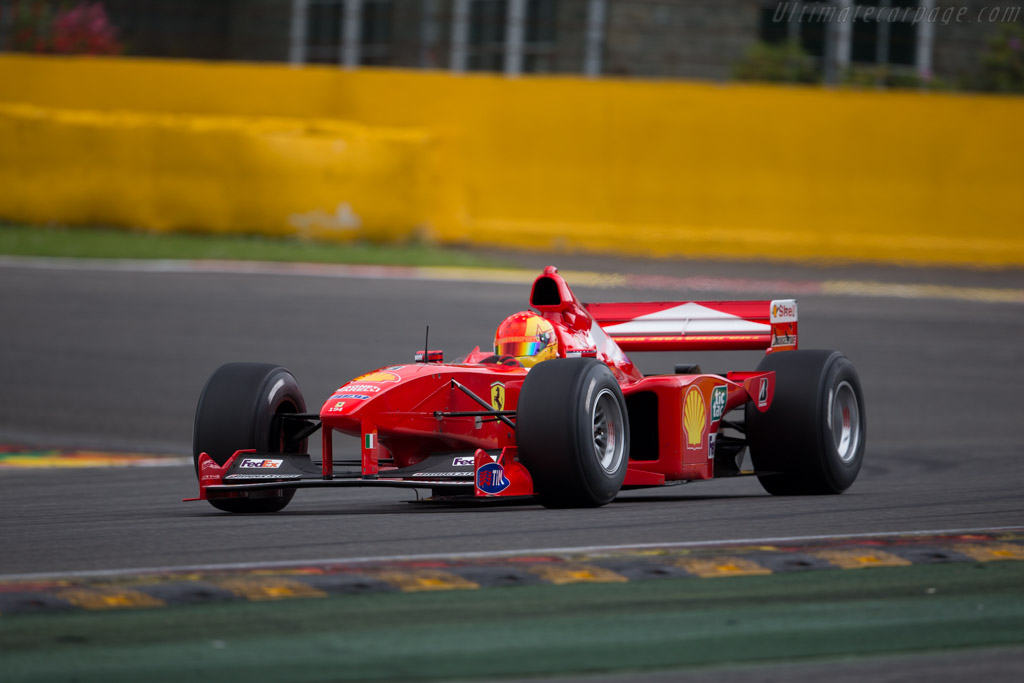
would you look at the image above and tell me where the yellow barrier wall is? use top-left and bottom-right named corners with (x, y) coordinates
top-left (1, 54), bottom-right (1022, 267)
top-left (0, 102), bottom-right (434, 242)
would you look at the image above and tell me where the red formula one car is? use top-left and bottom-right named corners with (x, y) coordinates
top-left (187, 266), bottom-right (865, 512)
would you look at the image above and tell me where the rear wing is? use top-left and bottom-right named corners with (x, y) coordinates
top-left (585, 300), bottom-right (798, 353)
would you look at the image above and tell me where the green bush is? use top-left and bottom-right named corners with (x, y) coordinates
top-left (732, 41), bottom-right (821, 84)
top-left (975, 23), bottom-right (1024, 93)
top-left (843, 66), bottom-right (951, 91)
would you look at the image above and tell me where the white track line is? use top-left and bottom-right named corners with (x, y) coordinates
top-left (2, 525), bottom-right (1020, 582)
top-left (2, 255), bottom-right (1023, 304)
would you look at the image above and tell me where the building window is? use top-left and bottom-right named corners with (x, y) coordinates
top-left (304, 0), bottom-right (395, 67)
top-left (523, 0), bottom-right (558, 73)
top-left (759, 1), bottom-right (919, 72)
top-left (463, 0), bottom-right (558, 73)
top-left (851, 0), bottom-right (918, 66)
top-left (758, 6), bottom-right (789, 45)
top-left (361, 0), bottom-right (394, 65)
top-left (306, 0), bottom-right (344, 64)
top-left (467, 0), bottom-right (508, 71)
top-left (799, 16), bottom-right (826, 59)
top-left (887, 18), bottom-right (916, 65)
top-left (758, 3), bottom-right (826, 59)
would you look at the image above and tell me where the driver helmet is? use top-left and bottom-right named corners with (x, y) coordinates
top-left (494, 311), bottom-right (558, 368)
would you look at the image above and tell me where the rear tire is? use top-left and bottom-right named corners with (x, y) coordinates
top-left (517, 359), bottom-right (629, 508)
top-left (193, 362), bottom-right (306, 513)
top-left (746, 350), bottom-right (865, 495)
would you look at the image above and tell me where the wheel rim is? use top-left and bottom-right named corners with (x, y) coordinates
top-left (592, 388), bottom-right (625, 474)
top-left (830, 381), bottom-right (860, 463)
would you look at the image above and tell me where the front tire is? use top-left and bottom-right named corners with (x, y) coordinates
top-left (517, 359), bottom-right (630, 508)
top-left (746, 350), bottom-right (866, 495)
top-left (193, 362), bottom-right (307, 513)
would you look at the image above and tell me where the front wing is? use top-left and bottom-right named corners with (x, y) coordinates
top-left (186, 447), bottom-right (535, 503)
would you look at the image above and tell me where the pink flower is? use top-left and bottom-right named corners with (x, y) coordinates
top-left (51, 2), bottom-right (121, 55)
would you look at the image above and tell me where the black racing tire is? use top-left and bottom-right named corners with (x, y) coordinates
top-left (516, 358), bottom-right (630, 508)
top-left (193, 362), bottom-right (307, 513)
top-left (746, 350), bottom-right (866, 495)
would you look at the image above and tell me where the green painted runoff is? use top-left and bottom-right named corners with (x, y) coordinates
top-left (3, 561), bottom-right (1023, 682)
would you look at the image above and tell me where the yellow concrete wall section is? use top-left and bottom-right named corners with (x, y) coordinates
top-left (0, 101), bottom-right (433, 241)
top-left (1, 55), bottom-right (1022, 267)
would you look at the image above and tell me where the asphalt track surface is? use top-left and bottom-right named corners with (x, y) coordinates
top-left (1, 253), bottom-right (1023, 579)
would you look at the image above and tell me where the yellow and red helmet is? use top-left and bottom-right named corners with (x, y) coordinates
top-left (494, 311), bottom-right (558, 368)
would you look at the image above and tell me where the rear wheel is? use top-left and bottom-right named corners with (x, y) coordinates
top-left (193, 362), bottom-right (306, 513)
top-left (746, 350), bottom-right (865, 495)
top-left (517, 359), bottom-right (629, 508)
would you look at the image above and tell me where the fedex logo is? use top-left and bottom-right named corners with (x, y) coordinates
top-left (239, 458), bottom-right (283, 469)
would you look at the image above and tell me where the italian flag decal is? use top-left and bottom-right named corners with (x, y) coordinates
top-left (364, 433), bottom-right (375, 450)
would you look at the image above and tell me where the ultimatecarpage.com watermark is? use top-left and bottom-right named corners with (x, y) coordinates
top-left (771, 3), bottom-right (1021, 25)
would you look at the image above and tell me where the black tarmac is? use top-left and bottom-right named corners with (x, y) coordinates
top-left (1, 253), bottom-right (1023, 579)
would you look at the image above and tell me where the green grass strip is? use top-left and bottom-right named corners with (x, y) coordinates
top-left (3, 562), bottom-right (1023, 682)
top-left (0, 223), bottom-right (510, 268)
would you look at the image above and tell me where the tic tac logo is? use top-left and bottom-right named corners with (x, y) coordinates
top-left (239, 458), bottom-right (283, 469)
top-left (710, 385), bottom-right (727, 423)
top-left (476, 462), bottom-right (510, 494)
top-left (683, 386), bottom-right (706, 450)
top-left (490, 382), bottom-right (506, 411)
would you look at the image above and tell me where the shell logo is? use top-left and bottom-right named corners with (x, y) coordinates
top-left (683, 386), bottom-right (706, 450)
top-left (353, 371), bottom-right (400, 383)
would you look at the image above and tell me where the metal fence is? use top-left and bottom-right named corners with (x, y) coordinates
top-left (284, 0), bottom-right (604, 76)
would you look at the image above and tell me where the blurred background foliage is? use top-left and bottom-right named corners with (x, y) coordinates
top-left (10, 0), bottom-right (121, 55)
top-left (977, 22), bottom-right (1024, 92)
top-left (732, 41), bottom-right (821, 84)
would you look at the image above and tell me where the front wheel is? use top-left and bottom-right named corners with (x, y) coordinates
top-left (746, 350), bottom-right (866, 495)
top-left (516, 359), bottom-right (630, 508)
top-left (193, 362), bottom-right (307, 513)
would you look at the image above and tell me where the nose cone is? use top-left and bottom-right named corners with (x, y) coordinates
top-left (317, 365), bottom-right (427, 425)
top-left (319, 382), bottom-right (389, 423)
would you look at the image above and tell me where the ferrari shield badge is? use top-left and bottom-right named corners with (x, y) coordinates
top-left (490, 382), bottom-right (505, 411)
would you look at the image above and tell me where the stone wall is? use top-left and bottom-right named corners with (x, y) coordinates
top-left (930, 0), bottom-right (1021, 85)
top-left (603, 0), bottom-right (761, 81)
